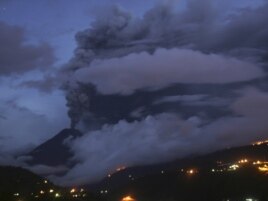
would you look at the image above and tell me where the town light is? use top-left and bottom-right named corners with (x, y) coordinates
top-left (121, 195), bottom-right (136, 201)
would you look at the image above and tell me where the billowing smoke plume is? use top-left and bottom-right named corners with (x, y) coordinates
top-left (64, 0), bottom-right (268, 128)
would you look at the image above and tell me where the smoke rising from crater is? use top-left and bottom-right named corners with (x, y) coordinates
top-left (64, 0), bottom-right (268, 128)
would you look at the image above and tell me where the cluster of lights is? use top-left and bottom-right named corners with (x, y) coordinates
top-left (252, 140), bottom-right (268, 146)
top-left (69, 188), bottom-right (86, 198)
top-left (253, 160), bottom-right (268, 165)
top-left (228, 159), bottom-right (248, 171)
top-left (258, 165), bottom-right (268, 172)
top-left (107, 166), bottom-right (127, 178)
top-left (116, 166), bottom-right (127, 172)
top-left (210, 158), bottom-right (268, 173)
top-left (211, 169), bottom-right (225, 172)
top-left (251, 160), bottom-right (268, 173)
top-left (238, 159), bottom-right (248, 164)
top-left (12, 178), bottom-right (89, 200)
top-left (229, 164), bottom-right (239, 171)
top-left (100, 189), bottom-right (109, 194)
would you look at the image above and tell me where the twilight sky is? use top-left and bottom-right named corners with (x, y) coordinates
top-left (1, 0), bottom-right (268, 185)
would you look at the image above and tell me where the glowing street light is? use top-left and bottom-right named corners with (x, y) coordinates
top-left (70, 188), bottom-right (76, 193)
top-left (121, 195), bottom-right (136, 201)
top-left (55, 193), bottom-right (61, 198)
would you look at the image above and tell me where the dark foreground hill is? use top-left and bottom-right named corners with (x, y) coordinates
top-left (106, 166), bottom-right (268, 201)
top-left (90, 141), bottom-right (268, 201)
top-left (87, 141), bottom-right (268, 189)
top-left (0, 166), bottom-right (100, 201)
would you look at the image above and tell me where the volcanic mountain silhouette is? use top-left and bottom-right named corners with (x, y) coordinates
top-left (27, 128), bottom-right (82, 167)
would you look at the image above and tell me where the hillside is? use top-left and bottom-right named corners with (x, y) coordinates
top-left (90, 141), bottom-right (268, 201)
top-left (0, 166), bottom-right (100, 201)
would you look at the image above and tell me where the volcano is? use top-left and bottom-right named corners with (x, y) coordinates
top-left (27, 128), bottom-right (82, 167)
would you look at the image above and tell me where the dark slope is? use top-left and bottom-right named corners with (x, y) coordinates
top-left (0, 166), bottom-right (101, 201)
top-left (108, 167), bottom-right (268, 201)
top-left (0, 166), bottom-right (52, 193)
top-left (0, 166), bottom-right (58, 201)
top-left (88, 142), bottom-right (268, 192)
top-left (27, 128), bottom-right (82, 166)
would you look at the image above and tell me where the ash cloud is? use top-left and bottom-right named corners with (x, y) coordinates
top-left (66, 0), bottom-right (268, 72)
top-left (64, 0), bottom-right (268, 128)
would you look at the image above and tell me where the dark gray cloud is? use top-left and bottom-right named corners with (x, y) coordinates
top-left (20, 74), bottom-right (59, 93)
top-left (66, 0), bottom-right (268, 72)
top-left (0, 21), bottom-right (55, 76)
top-left (63, 0), bottom-right (268, 128)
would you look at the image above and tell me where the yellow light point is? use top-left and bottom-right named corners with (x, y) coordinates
top-left (55, 193), bottom-right (60, 198)
top-left (49, 189), bottom-right (54, 193)
top-left (229, 164), bottom-right (239, 171)
top-left (258, 165), bottom-right (268, 172)
top-left (13, 193), bottom-right (19, 196)
top-left (70, 188), bottom-right (76, 193)
top-left (121, 195), bottom-right (136, 201)
top-left (256, 161), bottom-right (261, 164)
top-left (238, 159), bottom-right (248, 164)
top-left (252, 140), bottom-right (268, 146)
top-left (80, 188), bottom-right (84, 192)
top-left (187, 169), bottom-right (197, 175)
top-left (116, 166), bottom-right (126, 172)
top-left (40, 190), bottom-right (45, 194)
top-left (44, 180), bottom-right (48, 184)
